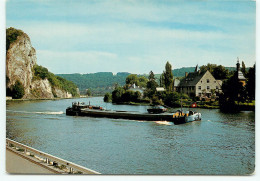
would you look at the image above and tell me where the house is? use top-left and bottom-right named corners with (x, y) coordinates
top-left (156, 87), bottom-right (165, 92)
top-left (174, 66), bottom-right (222, 98)
top-left (129, 83), bottom-right (145, 96)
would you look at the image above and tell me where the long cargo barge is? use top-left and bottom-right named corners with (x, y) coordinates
top-left (65, 102), bottom-right (201, 124)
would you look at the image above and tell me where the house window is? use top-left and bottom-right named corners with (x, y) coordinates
top-left (198, 86), bottom-right (201, 90)
top-left (199, 93), bottom-right (202, 97)
top-left (207, 79), bottom-right (210, 83)
top-left (207, 86), bottom-right (210, 90)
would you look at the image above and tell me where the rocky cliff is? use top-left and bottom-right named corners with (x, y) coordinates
top-left (6, 29), bottom-right (75, 99)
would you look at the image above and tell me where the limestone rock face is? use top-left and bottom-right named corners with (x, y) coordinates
top-left (6, 33), bottom-right (71, 99)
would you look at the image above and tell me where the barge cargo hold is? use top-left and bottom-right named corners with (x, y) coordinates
top-left (66, 108), bottom-right (185, 122)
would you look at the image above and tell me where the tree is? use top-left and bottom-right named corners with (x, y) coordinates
top-left (200, 64), bottom-right (229, 80)
top-left (104, 93), bottom-right (112, 102)
top-left (112, 86), bottom-right (125, 103)
top-left (86, 89), bottom-right (91, 96)
top-left (219, 73), bottom-right (245, 112)
top-left (33, 65), bottom-right (49, 79)
top-left (125, 74), bottom-right (139, 86)
top-left (10, 80), bottom-right (25, 99)
top-left (146, 71), bottom-right (158, 99)
top-left (163, 92), bottom-right (181, 107)
top-left (246, 64), bottom-right (255, 101)
top-left (159, 73), bottom-right (165, 87)
top-left (241, 61), bottom-right (247, 77)
top-left (138, 76), bottom-right (148, 88)
top-left (212, 65), bottom-right (229, 80)
top-left (163, 61), bottom-right (173, 92)
top-left (6, 27), bottom-right (24, 52)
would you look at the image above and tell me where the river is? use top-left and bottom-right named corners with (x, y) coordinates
top-left (6, 97), bottom-right (255, 175)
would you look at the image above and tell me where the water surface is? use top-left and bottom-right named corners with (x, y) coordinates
top-left (6, 97), bottom-right (255, 175)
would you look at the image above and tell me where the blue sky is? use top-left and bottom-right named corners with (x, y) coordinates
top-left (6, 0), bottom-right (256, 74)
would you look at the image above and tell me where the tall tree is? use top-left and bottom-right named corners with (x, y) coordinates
top-left (125, 74), bottom-right (139, 86)
top-left (212, 65), bottom-right (229, 80)
top-left (163, 61), bottom-right (173, 92)
top-left (146, 71), bottom-right (158, 99)
top-left (138, 76), bottom-right (148, 88)
top-left (159, 73), bottom-right (165, 87)
top-left (246, 64), bottom-right (255, 101)
top-left (219, 73), bottom-right (245, 112)
top-left (241, 61), bottom-right (247, 77)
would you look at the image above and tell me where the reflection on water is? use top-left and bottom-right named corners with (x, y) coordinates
top-left (6, 97), bottom-right (255, 175)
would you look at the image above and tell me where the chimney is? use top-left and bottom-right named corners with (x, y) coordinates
top-left (185, 72), bottom-right (188, 77)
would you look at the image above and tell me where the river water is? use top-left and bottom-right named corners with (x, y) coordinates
top-left (6, 97), bottom-right (255, 175)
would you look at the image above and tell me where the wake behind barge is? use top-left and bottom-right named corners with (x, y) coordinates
top-left (66, 102), bottom-right (201, 124)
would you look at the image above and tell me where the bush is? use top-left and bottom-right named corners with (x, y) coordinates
top-left (33, 65), bottom-right (49, 79)
top-left (6, 27), bottom-right (24, 52)
top-left (112, 86), bottom-right (125, 103)
top-left (163, 92), bottom-right (181, 107)
top-left (33, 65), bottom-right (79, 97)
top-left (10, 80), bottom-right (25, 99)
top-left (104, 93), bottom-right (112, 102)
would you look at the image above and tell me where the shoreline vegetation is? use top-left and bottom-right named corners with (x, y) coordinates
top-left (103, 62), bottom-right (255, 112)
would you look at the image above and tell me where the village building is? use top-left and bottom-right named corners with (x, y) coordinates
top-left (129, 83), bottom-right (145, 97)
top-left (156, 87), bottom-right (165, 92)
top-left (174, 66), bottom-right (222, 98)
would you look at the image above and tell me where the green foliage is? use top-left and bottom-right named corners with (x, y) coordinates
top-left (104, 93), bottom-right (112, 102)
top-left (86, 89), bottom-right (91, 96)
top-left (146, 71), bottom-right (158, 99)
top-left (33, 65), bottom-right (79, 97)
top-left (111, 87), bottom-right (142, 103)
top-left (126, 74), bottom-right (139, 86)
top-left (125, 74), bottom-right (148, 88)
top-left (6, 27), bottom-right (24, 52)
top-left (112, 86), bottom-right (125, 103)
top-left (163, 92), bottom-right (181, 107)
top-left (138, 76), bottom-right (148, 88)
top-left (162, 61), bottom-right (174, 92)
top-left (246, 64), bottom-right (255, 101)
top-left (172, 67), bottom-right (195, 77)
top-left (10, 80), bottom-right (25, 99)
top-left (241, 61), bottom-right (247, 77)
top-left (57, 72), bottom-right (130, 95)
top-left (219, 73), bottom-right (246, 112)
top-left (33, 65), bottom-right (49, 79)
top-left (200, 64), bottom-right (229, 80)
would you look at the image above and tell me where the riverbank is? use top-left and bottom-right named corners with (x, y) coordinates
top-left (6, 96), bottom-right (79, 102)
top-left (6, 138), bottom-right (100, 174)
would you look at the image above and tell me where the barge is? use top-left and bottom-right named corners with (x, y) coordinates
top-left (66, 102), bottom-right (201, 124)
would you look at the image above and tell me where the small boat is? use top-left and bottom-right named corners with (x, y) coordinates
top-left (172, 110), bottom-right (201, 124)
top-left (185, 111), bottom-right (201, 122)
top-left (147, 105), bottom-right (167, 114)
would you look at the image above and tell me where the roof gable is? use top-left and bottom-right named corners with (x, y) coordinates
top-left (179, 71), bottom-right (207, 87)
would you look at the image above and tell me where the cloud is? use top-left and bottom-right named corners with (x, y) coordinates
top-left (6, 0), bottom-right (256, 74)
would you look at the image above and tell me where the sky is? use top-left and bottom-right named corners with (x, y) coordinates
top-left (6, 0), bottom-right (256, 74)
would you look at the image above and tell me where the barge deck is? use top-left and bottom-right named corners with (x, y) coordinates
top-left (66, 107), bottom-right (186, 123)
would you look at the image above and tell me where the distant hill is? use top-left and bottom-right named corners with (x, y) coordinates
top-left (57, 67), bottom-right (238, 95)
top-left (57, 72), bottom-right (131, 95)
top-left (172, 67), bottom-right (196, 77)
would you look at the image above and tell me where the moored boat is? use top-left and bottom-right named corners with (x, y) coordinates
top-left (147, 105), bottom-right (167, 114)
